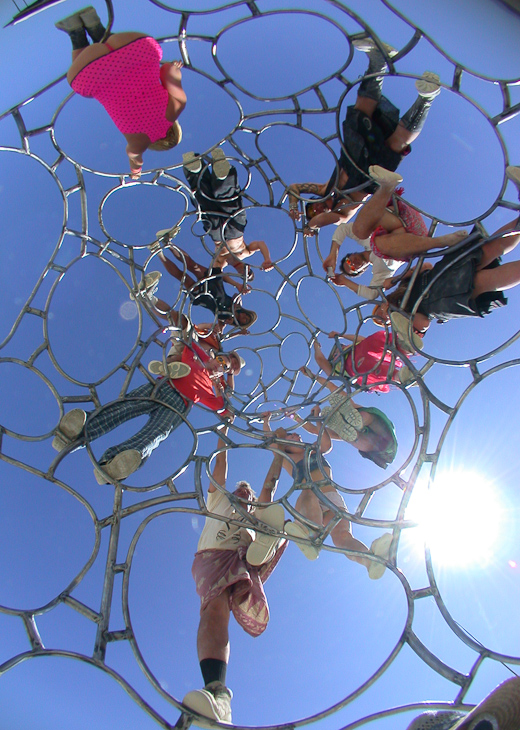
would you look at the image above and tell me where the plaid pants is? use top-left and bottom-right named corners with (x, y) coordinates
top-left (84, 380), bottom-right (189, 464)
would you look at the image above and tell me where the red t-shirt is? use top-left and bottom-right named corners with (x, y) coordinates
top-left (170, 343), bottom-right (228, 414)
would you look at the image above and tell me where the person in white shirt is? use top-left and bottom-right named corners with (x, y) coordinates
top-left (327, 220), bottom-right (403, 300)
top-left (182, 424), bottom-right (288, 727)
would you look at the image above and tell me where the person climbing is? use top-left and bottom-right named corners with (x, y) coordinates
top-left (263, 413), bottom-right (393, 575)
top-left (52, 309), bottom-right (239, 483)
top-left (287, 33), bottom-right (441, 252)
top-left (140, 236), bottom-right (257, 333)
top-left (298, 363), bottom-right (398, 469)
top-left (182, 422), bottom-right (287, 726)
top-left (56, 6), bottom-right (185, 178)
top-left (183, 149), bottom-right (273, 279)
top-left (373, 167), bottom-right (520, 335)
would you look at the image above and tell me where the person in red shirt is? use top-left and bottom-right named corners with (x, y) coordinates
top-left (51, 315), bottom-right (241, 483)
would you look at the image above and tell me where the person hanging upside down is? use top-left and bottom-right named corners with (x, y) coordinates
top-left (324, 330), bottom-right (410, 392)
top-left (182, 150), bottom-right (273, 279)
top-left (349, 166), bottom-right (468, 262)
top-left (56, 6), bottom-right (185, 179)
top-left (328, 221), bottom-right (405, 298)
top-left (263, 414), bottom-right (393, 576)
top-left (182, 422), bottom-right (288, 726)
top-left (372, 171), bottom-right (520, 335)
top-left (139, 239), bottom-right (257, 334)
top-left (297, 366), bottom-right (398, 469)
top-left (287, 34), bottom-right (441, 248)
top-left (52, 311), bottom-right (238, 483)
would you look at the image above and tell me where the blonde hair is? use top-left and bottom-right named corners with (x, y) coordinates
top-left (148, 121), bottom-right (182, 151)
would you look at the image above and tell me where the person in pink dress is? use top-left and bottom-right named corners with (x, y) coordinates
top-left (56, 6), bottom-right (186, 178)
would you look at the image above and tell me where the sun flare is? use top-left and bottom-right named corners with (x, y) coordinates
top-left (406, 471), bottom-right (503, 567)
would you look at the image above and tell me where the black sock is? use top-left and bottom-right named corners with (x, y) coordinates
top-left (68, 27), bottom-right (89, 51)
top-left (87, 22), bottom-right (107, 43)
top-left (200, 658), bottom-right (227, 686)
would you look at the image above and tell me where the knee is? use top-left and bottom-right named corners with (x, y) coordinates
top-left (204, 594), bottom-right (229, 623)
top-left (352, 218), bottom-right (371, 241)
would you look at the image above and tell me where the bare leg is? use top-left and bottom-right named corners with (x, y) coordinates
top-left (169, 248), bottom-right (207, 280)
top-left (158, 250), bottom-right (197, 288)
top-left (477, 217), bottom-right (520, 269)
top-left (323, 511), bottom-right (370, 568)
top-left (472, 260), bottom-right (520, 299)
top-left (373, 228), bottom-right (468, 259)
top-left (351, 181), bottom-right (400, 240)
top-left (294, 490), bottom-right (324, 530)
top-left (197, 590), bottom-right (230, 663)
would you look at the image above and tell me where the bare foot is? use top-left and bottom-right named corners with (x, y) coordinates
top-left (435, 230), bottom-right (468, 248)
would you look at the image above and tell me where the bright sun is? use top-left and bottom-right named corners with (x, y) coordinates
top-left (406, 471), bottom-right (503, 568)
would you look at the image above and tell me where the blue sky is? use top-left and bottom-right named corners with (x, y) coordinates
top-left (1, 1), bottom-right (520, 729)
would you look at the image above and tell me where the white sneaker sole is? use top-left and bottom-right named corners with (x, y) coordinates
top-left (183, 691), bottom-right (231, 728)
top-left (416, 72), bottom-right (441, 98)
top-left (246, 504), bottom-right (286, 566)
top-left (368, 532), bottom-right (393, 580)
top-left (369, 165), bottom-right (403, 187)
top-left (211, 149), bottom-right (231, 180)
top-left (94, 450), bottom-right (141, 485)
top-left (285, 521), bottom-right (320, 560)
top-left (52, 409), bottom-right (86, 451)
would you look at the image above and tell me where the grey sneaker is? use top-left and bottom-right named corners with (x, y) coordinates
top-left (211, 148), bottom-right (231, 180)
top-left (94, 449), bottom-right (142, 485)
top-left (147, 360), bottom-right (191, 379)
top-left (183, 681), bottom-right (233, 727)
top-left (155, 225), bottom-right (181, 243)
top-left (183, 152), bottom-right (202, 173)
top-left (55, 11), bottom-right (84, 32)
top-left (130, 271), bottom-right (161, 303)
top-left (78, 6), bottom-right (101, 27)
top-left (352, 35), bottom-right (398, 57)
top-left (416, 71), bottom-right (441, 99)
top-left (406, 711), bottom-right (467, 730)
top-left (52, 409), bottom-right (87, 451)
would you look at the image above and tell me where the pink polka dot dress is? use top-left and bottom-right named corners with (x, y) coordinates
top-left (71, 36), bottom-right (172, 143)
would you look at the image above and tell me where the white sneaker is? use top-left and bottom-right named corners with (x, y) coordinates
top-left (183, 152), bottom-right (202, 173)
top-left (183, 682), bottom-right (232, 728)
top-left (369, 165), bottom-right (403, 187)
top-left (130, 271), bottom-right (161, 303)
top-left (52, 409), bottom-right (87, 451)
top-left (211, 148), bottom-right (231, 180)
top-left (155, 225), bottom-right (181, 243)
top-left (416, 71), bottom-right (441, 99)
top-left (285, 521), bottom-right (320, 560)
top-left (246, 504), bottom-right (286, 566)
top-left (147, 360), bottom-right (191, 379)
top-left (352, 35), bottom-right (398, 57)
top-left (368, 532), bottom-right (393, 580)
top-left (94, 449), bottom-right (142, 485)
